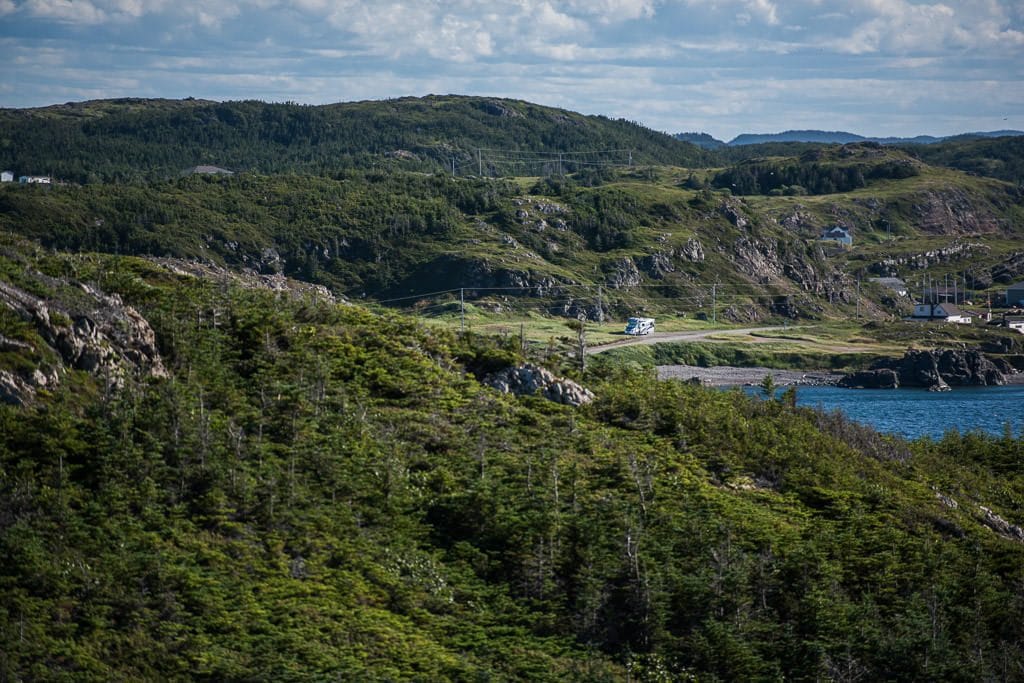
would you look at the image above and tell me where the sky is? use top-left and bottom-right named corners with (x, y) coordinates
top-left (1, 0), bottom-right (1022, 142)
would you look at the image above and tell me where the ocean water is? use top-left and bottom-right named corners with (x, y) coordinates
top-left (768, 385), bottom-right (1024, 441)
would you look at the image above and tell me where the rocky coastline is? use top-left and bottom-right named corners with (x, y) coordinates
top-left (658, 348), bottom-right (1022, 391)
top-left (837, 348), bottom-right (1019, 391)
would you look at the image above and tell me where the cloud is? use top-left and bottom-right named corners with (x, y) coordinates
top-left (0, 0), bottom-right (1020, 141)
top-left (836, 0), bottom-right (1024, 54)
top-left (23, 0), bottom-right (107, 24)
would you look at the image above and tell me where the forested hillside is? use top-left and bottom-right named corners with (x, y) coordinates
top-left (2, 95), bottom-right (1024, 680)
top-left (1, 237), bottom-right (1023, 680)
top-left (900, 135), bottom-right (1024, 185)
top-left (2, 146), bottom-right (1022, 324)
top-left (0, 96), bottom-right (711, 183)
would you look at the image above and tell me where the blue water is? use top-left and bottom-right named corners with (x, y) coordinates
top-left (763, 385), bottom-right (1024, 441)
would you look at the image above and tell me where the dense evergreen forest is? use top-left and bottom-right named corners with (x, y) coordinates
top-left (0, 96), bottom-right (712, 183)
top-left (3, 96), bottom-right (1021, 185)
top-left (2, 96), bottom-right (1024, 680)
top-left (1, 241), bottom-right (1023, 680)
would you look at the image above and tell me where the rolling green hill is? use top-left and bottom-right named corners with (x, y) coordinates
top-left (0, 236), bottom-right (1022, 680)
top-left (3, 97), bottom-right (1024, 680)
top-left (0, 96), bottom-right (712, 183)
top-left (1, 146), bottom-right (1021, 324)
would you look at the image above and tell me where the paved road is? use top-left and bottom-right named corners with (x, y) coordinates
top-left (586, 326), bottom-right (791, 355)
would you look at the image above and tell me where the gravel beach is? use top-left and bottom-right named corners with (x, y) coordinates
top-left (656, 364), bottom-right (844, 387)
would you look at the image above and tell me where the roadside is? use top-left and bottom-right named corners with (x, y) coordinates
top-left (587, 326), bottom-right (792, 354)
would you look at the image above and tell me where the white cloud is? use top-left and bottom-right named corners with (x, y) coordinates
top-left (564, 0), bottom-right (656, 23)
top-left (837, 0), bottom-right (1024, 54)
top-left (1, 0), bottom-right (1021, 140)
top-left (23, 0), bottom-right (107, 24)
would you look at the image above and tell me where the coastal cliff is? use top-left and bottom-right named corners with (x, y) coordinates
top-left (838, 348), bottom-right (1016, 391)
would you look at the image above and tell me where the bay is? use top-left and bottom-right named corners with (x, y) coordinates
top-left (774, 385), bottom-right (1024, 441)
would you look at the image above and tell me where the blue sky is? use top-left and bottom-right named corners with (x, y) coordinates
top-left (1, 0), bottom-right (1022, 141)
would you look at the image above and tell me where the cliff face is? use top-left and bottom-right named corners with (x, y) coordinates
top-left (839, 348), bottom-right (1014, 390)
top-left (0, 277), bottom-right (166, 404)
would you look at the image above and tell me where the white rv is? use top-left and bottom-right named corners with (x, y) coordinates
top-left (624, 317), bottom-right (655, 335)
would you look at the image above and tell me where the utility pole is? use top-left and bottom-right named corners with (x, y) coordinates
top-left (712, 283), bottom-right (717, 324)
top-left (597, 285), bottom-right (604, 324)
top-left (460, 288), bottom-right (465, 334)
top-left (478, 149), bottom-right (482, 176)
top-left (856, 277), bottom-right (861, 319)
top-left (575, 315), bottom-right (586, 373)
top-left (452, 157), bottom-right (456, 176)
top-left (558, 152), bottom-right (563, 177)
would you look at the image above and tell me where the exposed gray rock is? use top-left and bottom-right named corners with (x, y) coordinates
top-left (480, 100), bottom-right (522, 118)
top-left (837, 368), bottom-right (900, 389)
top-left (0, 278), bottom-right (166, 404)
top-left (839, 348), bottom-right (1010, 390)
top-left (978, 506), bottom-right (1024, 543)
top-left (869, 241), bottom-right (988, 276)
top-left (720, 200), bottom-right (748, 229)
top-left (638, 252), bottom-right (675, 279)
top-left (911, 189), bottom-right (1002, 235)
top-left (484, 364), bottom-right (594, 406)
top-left (679, 237), bottom-right (705, 263)
top-left (604, 258), bottom-right (642, 289)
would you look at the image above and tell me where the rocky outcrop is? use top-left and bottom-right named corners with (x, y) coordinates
top-left (911, 189), bottom-right (1002, 235)
top-left (638, 252), bottom-right (675, 279)
top-left (978, 506), bottom-right (1024, 544)
top-left (838, 348), bottom-right (1011, 390)
top-left (719, 200), bottom-right (749, 229)
top-left (868, 241), bottom-right (988, 276)
top-left (679, 237), bottom-right (705, 263)
top-left (484, 364), bottom-right (594, 406)
top-left (603, 258), bottom-right (642, 290)
top-left (0, 278), bottom-right (166, 404)
top-left (837, 368), bottom-right (901, 389)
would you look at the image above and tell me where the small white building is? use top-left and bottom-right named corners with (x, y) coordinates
top-left (184, 165), bottom-right (234, 176)
top-left (1004, 316), bottom-right (1024, 333)
top-left (19, 175), bottom-right (51, 184)
top-left (1, 171), bottom-right (13, 183)
top-left (819, 226), bottom-right (852, 247)
top-left (910, 302), bottom-right (971, 324)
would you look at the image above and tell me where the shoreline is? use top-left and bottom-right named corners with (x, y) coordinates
top-left (656, 364), bottom-right (1024, 388)
top-left (656, 364), bottom-right (843, 387)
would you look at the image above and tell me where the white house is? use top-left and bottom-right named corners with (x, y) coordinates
top-left (1007, 282), bottom-right (1024, 307)
top-left (0, 171), bottom-right (13, 182)
top-left (819, 226), bottom-right (852, 247)
top-left (1004, 316), bottom-right (1024, 333)
top-left (184, 165), bottom-right (234, 176)
top-left (910, 302), bottom-right (971, 324)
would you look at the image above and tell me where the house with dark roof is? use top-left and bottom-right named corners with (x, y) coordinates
top-left (1007, 281), bottom-right (1024, 307)
top-left (819, 226), bottom-right (852, 247)
top-left (910, 302), bottom-right (971, 324)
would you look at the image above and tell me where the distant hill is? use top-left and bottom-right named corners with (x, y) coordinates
top-left (0, 96), bottom-right (713, 183)
top-left (723, 129), bottom-right (1024, 147)
top-left (673, 132), bottom-right (726, 149)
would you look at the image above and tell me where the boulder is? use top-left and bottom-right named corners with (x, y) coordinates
top-left (484, 364), bottom-right (594, 406)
